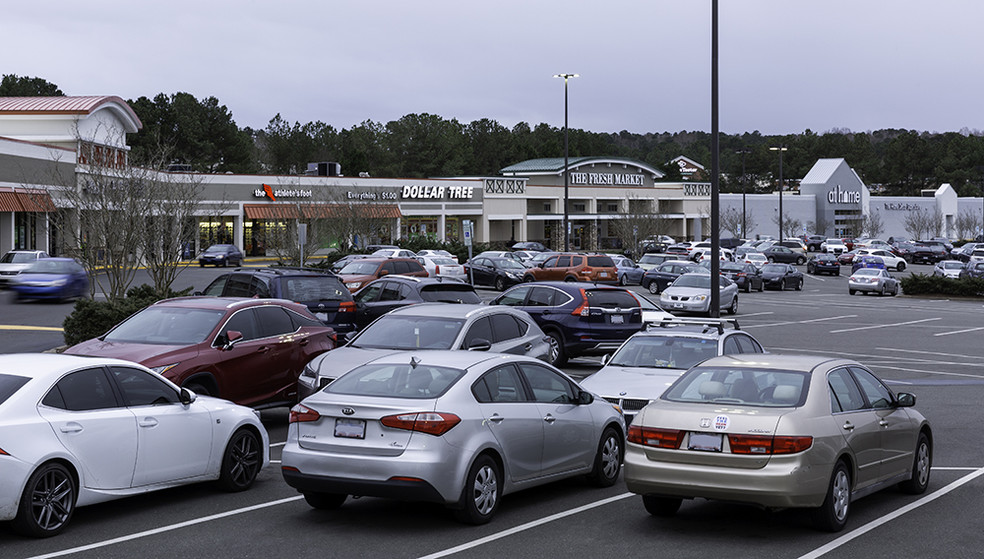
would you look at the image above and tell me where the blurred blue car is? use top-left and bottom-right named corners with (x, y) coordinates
top-left (851, 255), bottom-right (887, 274)
top-left (9, 257), bottom-right (89, 302)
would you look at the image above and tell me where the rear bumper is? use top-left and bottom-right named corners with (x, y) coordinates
top-left (283, 469), bottom-right (445, 503)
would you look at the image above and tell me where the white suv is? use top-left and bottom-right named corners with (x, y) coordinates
top-left (0, 250), bottom-right (49, 287)
top-left (855, 248), bottom-right (906, 271)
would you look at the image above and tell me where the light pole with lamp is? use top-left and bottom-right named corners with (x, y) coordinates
top-left (554, 73), bottom-right (578, 251)
top-left (736, 148), bottom-right (750, 238)
top-left (770, 145), bottom-right (787, 240)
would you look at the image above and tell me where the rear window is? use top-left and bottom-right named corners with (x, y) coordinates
top-left (663, 367), bottom-right (809, 408)
top-left (587, 256), bottom-right (615, 267)
top-left (0, 373), bottom-right (30, 406)
top-left (420, 285), bottom-right (482, 303)
top-left (282, 276), bottom-right (348, 302)
top-left (585, 289), bottom-right (639, 308)
top-left (325, 363), bottom-right (464, 399)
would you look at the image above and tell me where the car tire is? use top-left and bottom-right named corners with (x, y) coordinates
top-left (648, 281), bottom-right (660, 295)
top-left (897, 262), bottom-right (906, 272)
top-left (523, 275), bottom-right (535, 283)
top-left (199, 262), bottom-right (205, 268)
top-left (796, 279), bottom-right (803, 291)
top-left (796, 256), bottom-right (806, 265)
top-left (218, 428), bottom-right (262, 492)
top-left (893, 284), bottom-right (900, 296)
top-left (768, 257), bottom-right (775, 263)
top-left (564, 276), bottom-right (577, 282)
top-left (898, 433), bottom-right (932, 495)
top-left (744, 282), bottom-right (751, 293)
top-left (728, 296), bottom-right (738, 315)
top-left (758, 281), bottom-right (764, 292)
top-left (849, 289), bottom-right (856, 295)
top-left (812, 460), bottom-right (851, 532)
top-left (12, 462), bottom-right (77, 538)
top-left (619, 274), bottom-right (628, 286)
top-left (588, 427), bottom-right (622, 487)
top-left (642, 495), bottom-right (682, 517)
top-left (780, 279), bottom-right (787, 291)
top-left (494, 277), bottom-right (506, 291)
top-left (453, 454), bottom-right (501, 525)
top-left (304, 492), bottom-right (347, 510)
top-left (545, 331), bottom-right (567, 367)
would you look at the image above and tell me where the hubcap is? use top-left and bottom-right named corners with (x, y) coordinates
top-left (472, 465), bottom-right (498, 515)
top-left (229, 433), bottom-right (259, 486)
top-left (915, 442), bottom-right (930, 486)
top-left (547, 337), bottom-right (560, 363)
top-left (832, 469), bottom-right (850, 521)
top-left (31, 469), bottom-right (73, 531)
top-left (601, 437), bottom-right (620, 479)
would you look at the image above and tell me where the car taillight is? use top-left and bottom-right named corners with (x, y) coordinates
top-left (339, 301), bottom-right (355, 313)
top-left (571, 288), bottom-right (590, 316)
top-left (434, 265), bottom-right (440, 274)
top-left (380, 412), bottom-right (461, 436)
top-left (289, 404), bottom-right (321, 423)
top-left (627, 425), bottom-right (684, 449)
top-left (728, 435), bottom-right (812, 455)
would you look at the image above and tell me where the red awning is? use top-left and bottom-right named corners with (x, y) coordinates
top-left (243, 203), bottom-right (401, 220)
top-left (0, 190), bottom-right (56, 212)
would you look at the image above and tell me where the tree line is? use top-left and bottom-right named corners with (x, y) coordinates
top-left (6, 74), bottom-right (984, 196)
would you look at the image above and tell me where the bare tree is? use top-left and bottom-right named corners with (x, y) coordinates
top-left (955, 209), bottom-right (981, 240)
top-left (772, 213), bottom-right (802, 239)
top-left (719, 207), bottom-right (758, 238)
top-left (808, 214), bottom-right (831, 237)
top-left (902, 207), bottom-right (934, 241)
top-left (861, 212), bottom-right (885, 238)
top-left (608, 195), bottom-right (672, 256)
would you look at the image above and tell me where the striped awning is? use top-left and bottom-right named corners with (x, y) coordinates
top-left (0, 190), bottom-right (56, 213)
top-left (244, 203), bottom-right (401, 220)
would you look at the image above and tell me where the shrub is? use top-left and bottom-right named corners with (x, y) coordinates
top-left (62, 284), bottom-right (193, 346)
top-left (899, 273), bottom-right (984, 297)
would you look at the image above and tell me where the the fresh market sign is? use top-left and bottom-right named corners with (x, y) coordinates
top-left (569, 172), bottom-right (644, 186)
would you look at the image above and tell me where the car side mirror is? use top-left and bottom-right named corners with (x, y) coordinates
top-left (179, 387), bottom-right (197, 405)
top-left (379, 269), bottom-right (390, 276)
top-left (466, 338), bottom-right (492, 351)
top-left (601, 354), bottom-right (611, 366)
top-left (222, 330), bottom-right (243, 350)
top-left (577, 390), bottom-right (594, 405)
top-left (193, 291), bottom-right (203, 296)
top-left (896, 392), bottom-right (916, 407)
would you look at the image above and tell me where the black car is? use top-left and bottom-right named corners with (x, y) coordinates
top-left (909, 243), bottom-right (947, 264)
top-left (761, 245), bottom-right (807, 265)
top-left (198, 244), bottom-right (244, 267)
top-left (198, 267), bottom-right (356, 333)
top-left (490, 282), bottom-right (644, 366)
top-left (641, 260), bottom-right (701, 294)
top-left (807, 254), bottom-right (841, 275)
top-left (759, 263), bottom-right (804, 290)
top-left (511, 241), bottom-right (548, 252)
top-left (804, 235), bottom-right (826, 252)
top-left (464, 256), bottom-right (527, 290)
top-left (720, 262), bottom-right (764, 293)
top-left (351, 276), bottom-right (481, 330)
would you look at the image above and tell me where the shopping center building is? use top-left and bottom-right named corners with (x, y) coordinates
top-left (1, 95), bottom-right (982, 257)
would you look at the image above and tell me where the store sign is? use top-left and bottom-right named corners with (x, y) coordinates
top-left (684, 183), bottom-right (711, 197)
top-left (569, 172), bottom-right (644, 186)
top-left (401, 185), bottom-right (475, 199)
top-left (883, 202), bottom-right (921, 211)
top-left (828, 185), bottom-right (861, 204)
top-left (254, 184), bottom-right (312, 200)
top-left (347, 190), bottom-right (398, 201)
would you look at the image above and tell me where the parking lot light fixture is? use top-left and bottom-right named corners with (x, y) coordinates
top-left (770, 146), bottom-right (788, 240)
top-left (554, 73), bottom-right (578, 251)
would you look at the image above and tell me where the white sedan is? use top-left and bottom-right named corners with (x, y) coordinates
top-left (0, 354), bottom-right (269, 537)
top-left (820, 238), bottom-right (848, 254)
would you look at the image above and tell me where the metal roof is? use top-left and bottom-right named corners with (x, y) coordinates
top-left (800, 158), bottom-right (846, 185)
top-left (500, 156), bottom-right (665, 178)
top-left (0, 96), bottom-right (142, 131)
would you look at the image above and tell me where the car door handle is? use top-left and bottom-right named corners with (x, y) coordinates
top-left (299, 339), bottom-right (309, 346)
top-left (842, 421), bottom-right (855, 431)
top-left (257, 346), bottom-right (270, 353)
top-left (488, 414), bottom-right (504, 424)
top-left (139, 417), bottom-right (159, 428)
top-left (524, 343), bottom-right (532, 351)
top-left (543, 414), bottom-right (556, 423)
top-left (60, 422), bottom-right (83, 433)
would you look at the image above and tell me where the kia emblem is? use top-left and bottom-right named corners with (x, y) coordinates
top-left (341, 407), bottom-right (355, 415)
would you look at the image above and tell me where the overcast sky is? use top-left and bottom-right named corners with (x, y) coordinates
top-left (4, 1), bottom-right (982, 136)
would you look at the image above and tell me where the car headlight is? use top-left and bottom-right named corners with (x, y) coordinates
top-left (345, 281), bottom-right (362, 290)
top-left (150, 363), bottom-right (180, 375)
top-left (505, 272), bottom-right (519, 279)
top-left (50, 279), bottom-right (67, 287)
top-left (693, 295), bottom-right (707, 302)
top-left (300, 362), bottom-right (318, 380)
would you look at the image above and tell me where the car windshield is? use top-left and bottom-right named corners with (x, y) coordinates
top-left (351, 315), bottom-right (465, 350)
top-left (745, 253), bottom-right (765, 260)
top-left (663, 367), bottom-right (809, 407)
top-left (609, 335), bottom-right (718, 369)
top-left (104, 307), bottom-right (226, 345)
top-left (493, 259), bottom-right (526, 270)
top-left (283, 277), bottom-right (348, 301)
top-left (339, 261), bottom-right (382, 275)
top-left (205, 245), bottom-right (231, 254)
top-left (419, 286), bottom-right (482, 303)
top-left (22, 260), bottom-right (75, 274)
top-left (761, 264), bottom-right (786, 273)
top-left (942, 262), bottom-right (963, 269)
top-left (672, 275), bottom-right (711, 289)
top-left (2, 252), bottom-right (39, 264)
top-left (325, 363), bottom-right (464, 399)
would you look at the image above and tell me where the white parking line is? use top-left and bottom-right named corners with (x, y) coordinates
top-left (933, 326), bottom-right (984, 337)
top-left (797, 467), bottom-right (984, 559)
top-left (734, 311), bottom-right (775, 318)
top-left (829, 317), bottom-right (941, 333)
top-left (876, 347), bottom-right (982, 359)
top-left (417, 493), bottom-right (634, 559)
top-left (743, 315), bottom-right (856, 329)
top-left (25, 496), bottom-right (305, 559)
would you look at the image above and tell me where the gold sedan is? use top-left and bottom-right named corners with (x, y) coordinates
top-left (623, 354), bottom-right (932, 532)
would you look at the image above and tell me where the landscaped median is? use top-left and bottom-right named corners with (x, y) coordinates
top-left (900, 274), bottom-right (984, 297)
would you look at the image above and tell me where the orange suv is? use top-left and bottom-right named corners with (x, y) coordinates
top-left (522, 253), bottom-right (618, 284)
top-left (335, 257), bottom-right (429, 292)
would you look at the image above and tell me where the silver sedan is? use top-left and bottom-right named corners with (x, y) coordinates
top-left (659, 273), bottom-right (739, 315)
top-left (848, 268), bottom-right (900, 296)
top-left (282, 351), bottom-right (625, 524)
top-left (623, 354), bottom-right (931, 532)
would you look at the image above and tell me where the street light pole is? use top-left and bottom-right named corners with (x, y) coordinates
top-left (554, 73), bottom-right (578, 251)
top-left (770, 145), bottom-right (787, 240)
top-left (736, 148), bottom-right (750, 238)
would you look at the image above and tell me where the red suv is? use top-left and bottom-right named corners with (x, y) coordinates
top-left (64, 297), bottom-right (336, 408)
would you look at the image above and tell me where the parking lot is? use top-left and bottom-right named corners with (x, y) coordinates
top-left (3, 262), bottom-right (983, 558)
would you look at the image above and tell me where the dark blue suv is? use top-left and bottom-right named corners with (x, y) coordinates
top-left (489, 281), bottom-right (643, 366)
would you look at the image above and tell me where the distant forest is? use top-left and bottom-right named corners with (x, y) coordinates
top-left (4, 74), bottom-right (984, 197)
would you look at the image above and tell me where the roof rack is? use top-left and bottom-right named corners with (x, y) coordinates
top-left (646, 317), bottom-right (740, 335)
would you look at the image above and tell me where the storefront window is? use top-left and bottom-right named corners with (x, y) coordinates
top-left (198, 219), bottom-right (235, 249)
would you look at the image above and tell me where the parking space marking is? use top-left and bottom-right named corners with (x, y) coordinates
top-left (734, 311), bottom-right (775, 318)
top-left (877, 347), bottom-right (983, 359)
top-left (933, 326), bottom-right (984, 337)
top-left (768, 347), bottom-right (984, 378)
top-left (743, 315), bottom-right (856, 329)
top-left (798, 467), bottom-right (984, 559)
top-left (25, 496), bottom-right (304, 559)
top-left (417, 492), bottom-right (634, 559)
top-left (829, 317), bottom-right (941, 334)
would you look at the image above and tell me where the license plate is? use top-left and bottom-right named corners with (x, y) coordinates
top-left (334, 418), bottom-right (366, 439)
top-left (600, 272), bottom-right (608, 277)
top-left (611, 314), bottom-right (624, 324)
top-left (315, 312), bottom-right (328, 321)
top-left (688, 432), bottom-right (722, 452)
top-left (673, 302), bottom-right (684, 309)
